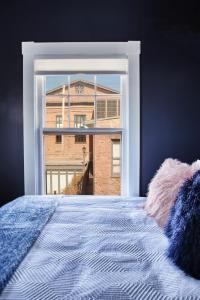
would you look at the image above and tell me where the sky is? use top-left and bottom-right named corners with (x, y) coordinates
top-left (46, 74), bottom-right (121, 92)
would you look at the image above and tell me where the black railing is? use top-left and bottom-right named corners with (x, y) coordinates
top-left (78, 161), bottom-right (92, 195)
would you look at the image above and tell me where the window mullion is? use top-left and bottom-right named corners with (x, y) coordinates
top-left (94, 75), bottom-right (97, 125)
top-left (42, 128), bottom-right (124, 135)
top-left (67, 75), bottom-right (70, 128)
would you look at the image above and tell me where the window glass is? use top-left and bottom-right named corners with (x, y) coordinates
top-left (107, 100), bottom-right (117, 118)
top-left (74, 115), bottom-right (86, 128)
top-left (75, 135), bottom-right (86, 143)
top-left (43, 73), bottom-right (122, 195)
top-left (113, 142), bottom-right (120, 158)
top-left (45, 74), bottom-right (121, 128)
top-left (56, 115), bottom-right (63, 128)
top-left (56, 135), bottom-right (62, 143)
top-left (52, 171), bottom-right (59, 194)
top-left (60, 171), bottom-right (67, 192)
top-left (111, 140), bottom-right (120, 176)
top-left (46, 171), bottom-right (51, 194)
top-left (44, 134), bottom-right (121, 195)
top-left (96, 100), bottom-right (106, 119)
top-left (68, 173), bottom-right (74, 185)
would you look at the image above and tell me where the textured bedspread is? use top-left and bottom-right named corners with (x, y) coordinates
top-left (0, 196), bottom-right (56, 294)
top-left (1, 196), bottom-right (200, 300)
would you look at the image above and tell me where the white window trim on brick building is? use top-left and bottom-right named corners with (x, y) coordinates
top-left (22, 41), bottom-right (141, 197)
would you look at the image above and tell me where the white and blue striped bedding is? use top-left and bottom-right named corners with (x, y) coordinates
top-left (1, 196), bottom-right (200, 300)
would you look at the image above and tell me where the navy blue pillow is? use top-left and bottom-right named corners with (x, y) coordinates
top-left (164, 169), bottom-right (200, 279)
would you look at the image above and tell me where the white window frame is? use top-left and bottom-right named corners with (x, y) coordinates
top-left (22, 41), bottom-right (141, 197)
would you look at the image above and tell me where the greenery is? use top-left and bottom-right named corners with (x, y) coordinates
top-left (64, 174), bottom-right (83, 195)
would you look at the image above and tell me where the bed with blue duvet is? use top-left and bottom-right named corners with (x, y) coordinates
top-left (1, 195), bottom-right (200, 300)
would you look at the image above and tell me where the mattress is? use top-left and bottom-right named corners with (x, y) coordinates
top-left (1, 196), bottom-right (200, 300)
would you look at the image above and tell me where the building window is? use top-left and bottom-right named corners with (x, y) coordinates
top-left (75, 135), bottom-right (86, 143)
top-left (74, 115), bottom-right (86, 128)
top-left (56, 115), bottom-right (63, 143)
top-left (74, 115), bottom-right (87, 142)
top-left (96, 100), bottom-right (106, 119)
top-left (56, 115), bottom-right (63, 128)
top-left (111, 140), bottom-right (120, 176)
top-left (107, 100), bottom-right (117, 118)
top-left (96, 99), bottom-right (119, 119)
top-left (56, 135), bottom-right (62, 144)
top-left (46, 169), bottom-right (82, 194)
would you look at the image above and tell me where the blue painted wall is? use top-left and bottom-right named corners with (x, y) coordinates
top-left (0, 0), bottom-right (200, 205)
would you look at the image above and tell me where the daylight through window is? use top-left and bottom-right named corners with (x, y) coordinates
top-left (42, 73), bottom-right (124, 196)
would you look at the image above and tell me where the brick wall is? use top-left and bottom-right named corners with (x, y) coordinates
top-left (94, 118), bottom-right (120, 197)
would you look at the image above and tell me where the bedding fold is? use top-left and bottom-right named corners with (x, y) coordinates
top-left (0, 196), bottom-right (56, 293)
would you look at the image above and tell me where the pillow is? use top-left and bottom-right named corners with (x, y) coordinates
top-left (191, 159), bottom-right (200, 172)
top-left (144, 158), bottom-right (199, 227)
top-left (164, 170), bottom-right (200, 279)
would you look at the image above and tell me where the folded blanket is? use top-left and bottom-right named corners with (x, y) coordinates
top-left (0, 196), bottom-right (56, 293)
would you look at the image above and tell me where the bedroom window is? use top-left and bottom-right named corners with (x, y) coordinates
top-left (22, 42), bottom-right (140, 197)
top-left (43, 74), bottom-right (122, 195)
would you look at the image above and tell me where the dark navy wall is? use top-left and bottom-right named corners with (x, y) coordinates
top-left (0, 0), bottom-right (200, 205)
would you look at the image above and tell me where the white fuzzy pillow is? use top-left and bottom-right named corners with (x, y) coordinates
top-left (144, 158), bottom-right (200, 227)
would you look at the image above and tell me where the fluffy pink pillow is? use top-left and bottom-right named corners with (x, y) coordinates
top-left (144, 158), bottom-right (200, 227)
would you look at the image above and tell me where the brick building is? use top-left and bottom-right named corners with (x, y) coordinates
top-left (44, 79), bottom-right (120, 195)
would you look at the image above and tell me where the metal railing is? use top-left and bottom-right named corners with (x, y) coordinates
top-left (78, 161), bottom-right (92, 195)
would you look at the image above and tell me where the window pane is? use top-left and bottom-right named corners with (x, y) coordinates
top-left (96, 74), bottom-right (120, 93)
top-left (56, 115), bottom-right (63, 128)
top-left (112, 140), bottom-right (120, 176)
top-left (60, 172), bottom-right (67, 193)
top-left (43, 134), bottom-right (121, 195)
top-left (75, 135), bottom-right (86, 143)
top-left (70, 96), bottom-right (94, 128)
top-left (96, 74), bottom-right (120, 127)
top-left (113, 159), bottom-right (120, 166)
top-left (56, 135), bottom-right (62, 143)
top-left (113, 143), bottom-right (120, 158)
top-left (45, 76), bottom-right (69, 128)
top-left (46, 172), bottom-right (51, 194)
top-left (52, 172), bottom-right (59, 194)
top-left (74, 115), bottom-right (86, 128)
top-left (95, 95), bottom-right (120, 128)
top-left (44, 74), bottom-right (122, 129)
top-left (107, 100), bottom-right (117, 118)
top-left (96, 100), bottom-right (106, 119)
top-left (68, 173), bottom-right (74, 185)
top-left (113, 166), bottom-right (120, 174)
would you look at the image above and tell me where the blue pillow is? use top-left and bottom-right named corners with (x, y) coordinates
top-left (164, 169), bottom-right (200, 279)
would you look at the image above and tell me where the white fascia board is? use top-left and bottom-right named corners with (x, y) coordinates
top-left (22, 41), bottom-right (141, 56)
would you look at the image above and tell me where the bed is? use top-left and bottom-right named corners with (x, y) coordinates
top-left (1, 196), bottom-right (200, 300)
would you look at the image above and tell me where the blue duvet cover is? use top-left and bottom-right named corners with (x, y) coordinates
top-left (0, 196), bottom-right (56, 293)
top-left (1, 196), bottom-right (200, 300)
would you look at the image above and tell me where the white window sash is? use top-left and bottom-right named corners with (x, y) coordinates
top-left (22, 41), bottom-right (141, 197)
